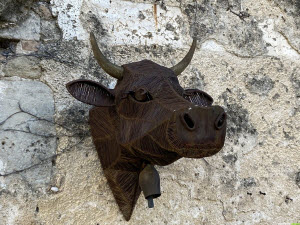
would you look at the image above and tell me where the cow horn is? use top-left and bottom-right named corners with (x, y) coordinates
top-left (90, 32), bottom-right (124, 79)
top-left (171, 39), bottom-right (197, 76)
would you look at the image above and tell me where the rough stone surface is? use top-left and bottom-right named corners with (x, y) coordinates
top-left (0, 0), bottom-right (300, 224)
top-left (244, 73), bottom-right (275, 96)
top-left (0, 80), bottom-right (56, 223)
top-left (0, 0), bottom-right (36, 25)
top-left (3, 56), bottom-right (41, 78)
top-left (21, 40), bottom-right (39, 52)
top-left (0, 12), bottom-right (40, 40)
top-left (0, 80), bottom-right (56, 175)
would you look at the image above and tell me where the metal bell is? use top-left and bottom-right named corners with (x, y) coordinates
top-left (139, 164), bottom-right (161, 208)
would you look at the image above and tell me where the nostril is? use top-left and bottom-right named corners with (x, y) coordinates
top-left (215, 112), bottom-right (226, 130)
top-left (183, 113), bottom-right (195, 130)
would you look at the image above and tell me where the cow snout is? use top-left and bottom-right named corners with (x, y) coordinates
top-left (168, 105), bottom-right (227, 158)
top-left (179, 106), bottom-right (226, 131)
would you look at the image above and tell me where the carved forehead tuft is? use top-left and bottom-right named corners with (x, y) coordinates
top-left (122, 60), bottom-right (176, 78)
top-left (114, 60), bottom-right (183, 97)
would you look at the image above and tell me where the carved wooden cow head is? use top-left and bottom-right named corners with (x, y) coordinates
top-left (66, 33), bottom-right (227, 221)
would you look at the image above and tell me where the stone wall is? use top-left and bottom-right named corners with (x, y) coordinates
top-left (0, 0), bottom-right (299, 224)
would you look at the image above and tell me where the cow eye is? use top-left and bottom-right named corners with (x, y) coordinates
top-left (130, 88), bottom-right (152, 102)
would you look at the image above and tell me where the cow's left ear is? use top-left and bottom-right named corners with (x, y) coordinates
top-left (66, 79), bottom-right (115, 106)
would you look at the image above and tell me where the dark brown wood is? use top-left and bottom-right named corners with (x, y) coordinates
top-left (66, 39), bottom-right (227, 221)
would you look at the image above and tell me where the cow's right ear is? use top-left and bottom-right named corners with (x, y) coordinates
top-left (66, 79), bottom-right (115, 106)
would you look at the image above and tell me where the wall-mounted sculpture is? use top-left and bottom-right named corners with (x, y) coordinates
top-left (66, 33), bottom-right (227, 221)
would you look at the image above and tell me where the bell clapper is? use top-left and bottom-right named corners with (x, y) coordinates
top-left (147, 196), bottom-right (154, 208)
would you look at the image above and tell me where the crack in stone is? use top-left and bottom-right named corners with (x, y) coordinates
top-left (278, 30), bottom-right (300, 56)
top-left (2, 128), bottom-right (87, 138)
top-left (0, 135), bottom-right (87, 177)
top-left (16, 101), bottom-right (76, 132)
top-left (219, 199), bottom-right (228, 221)
top-left (3, 128), bottom-right (55, 138)
top-left (201, 158), bottom-right (210, 166)
top-left (0, 111), bottom-right (22, 126)
top-left (227, 5), bottom-right (250, 21)
top-left (201, 38), bottom-right (261, 58)
top-left (0, 100), bottom-right (90, 177)
top-left (239, 209), bottom-right (258, 214)
top-left (118, 0), bottom-right (172, 8)
top-left (206, 198), bottom-right (228, 221)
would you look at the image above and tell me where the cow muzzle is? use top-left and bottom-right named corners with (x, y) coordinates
top-left (167, 105), bottom-right (227, 158)
top-left (181, 107), bottom-right (226, 131)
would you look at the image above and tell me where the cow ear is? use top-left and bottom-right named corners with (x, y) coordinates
top-left (66, 79), bottom-right (115, 106)
top-left (183, 89), bottom-right (213, 107)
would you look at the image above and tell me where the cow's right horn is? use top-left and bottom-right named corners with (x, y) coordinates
top-left (90, 32), bottom-right (124, 80)
top-left (171, 39), bottom-right (197, 76)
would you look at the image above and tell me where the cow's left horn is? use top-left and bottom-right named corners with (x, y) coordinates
top-left (90, 32), bottom-right (124, 80)
top-left (171, 39), bottom-right (197, 76)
